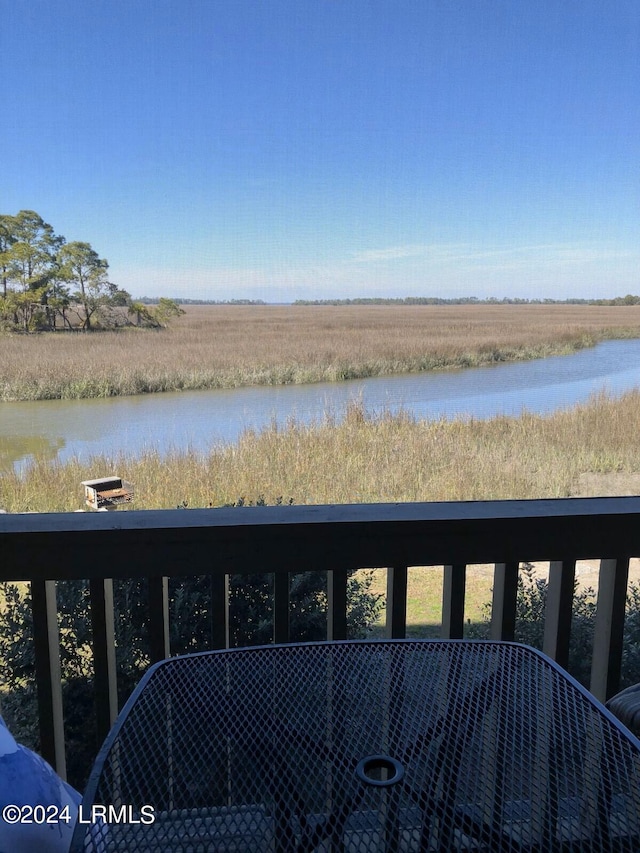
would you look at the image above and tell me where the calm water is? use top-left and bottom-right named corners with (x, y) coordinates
top-left (3, 338), bottom-right (640, 471)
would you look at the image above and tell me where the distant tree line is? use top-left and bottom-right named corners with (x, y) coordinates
top-left (0, 210), bottom-right (183, 332)
top-left (294, 295), bottom-right (640, 306)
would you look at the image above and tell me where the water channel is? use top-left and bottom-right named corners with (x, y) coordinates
top-left (3, 338), bottom-right (640, 472)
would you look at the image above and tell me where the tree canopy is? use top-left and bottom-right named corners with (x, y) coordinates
top-left (0, 210), bottom-right (183, 332)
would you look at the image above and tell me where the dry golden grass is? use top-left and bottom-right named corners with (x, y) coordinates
top-left (3, 303), bottom-right (640, 400)
top-left (4, 389), bottom-right (640, 513)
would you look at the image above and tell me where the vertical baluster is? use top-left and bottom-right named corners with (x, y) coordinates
top-left (31, 579), bottom-right (66, 778)
top-left (490, 562), bottom-right (519, 641)
top-left (273, 572), bottom-right (290, 644)
top-left (148, 576), bottom-right (170, 662)
top-left (386, 565), bottom-right (408, 639)
top-left (591, 558), bottom-right (629, 702)
top-left (442, 564), bottom-right (466, 639)
top-left (90, 578), bottom-right (118, 746)
top-left (543, 561), bottom-right (576, 668)
top-left (327, 569), bottom-right (348, 641)
top-left (210, 573), bottom-right (229, 649)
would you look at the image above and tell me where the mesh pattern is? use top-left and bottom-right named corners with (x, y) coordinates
top-left (71, 641), bottom-right (640, 852)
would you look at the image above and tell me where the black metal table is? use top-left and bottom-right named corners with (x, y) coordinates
top-left (71, 640), bottom-right (640, 851)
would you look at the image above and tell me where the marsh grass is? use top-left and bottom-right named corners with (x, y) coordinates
top-left (4, 389), bottom-right (640, 512)
top-left (3, 303), bottom-right (640, 400)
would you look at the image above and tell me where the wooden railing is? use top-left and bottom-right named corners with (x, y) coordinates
top-left (2, 496), bottom-right (640, 780)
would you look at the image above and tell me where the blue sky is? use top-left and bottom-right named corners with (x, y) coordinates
top-left (2, 1), bottom-right (638, 301)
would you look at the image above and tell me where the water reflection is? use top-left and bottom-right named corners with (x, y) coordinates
top-left (0, 435), bottom-right (65, 472)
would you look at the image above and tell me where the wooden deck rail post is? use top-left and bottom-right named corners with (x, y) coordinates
top-left (148, 576), bottom-right (170, 662)
top-left (442, 564), bottom-right (466, 639)
top-left (210, 573), bottom-right (229, 650)
top-left (490, 562), bottom-right (519, 641)
top-left (31, 580), bottom-right (66, 778)
top-left (328, 569), bottom-right (348, 641)
top-left (273, 572), bottom-right (290, 644)
top-left (89, 578), bottom-right (119, 746)
top-left (386, 565), bottom-right (408, 639)
top-left (543, 560), bottom-right (576, 669)
top-left (591, 558), bottom-right (629, 702)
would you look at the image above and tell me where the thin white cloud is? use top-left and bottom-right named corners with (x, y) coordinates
top-left (349, 245), bottom-right (431, 263)
top-left (350, 242), bottom-right (634, 268)
top-left (453, 244), bottom-right (635, 274)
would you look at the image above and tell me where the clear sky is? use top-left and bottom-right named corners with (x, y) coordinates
top-left (2, 0), bottom-right (638, 301)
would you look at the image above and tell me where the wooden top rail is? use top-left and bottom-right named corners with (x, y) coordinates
top-left (3, 497), bottom-right (640, 581)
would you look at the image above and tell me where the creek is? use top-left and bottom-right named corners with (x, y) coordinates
top-left (3, 338), bottom-right (640, 472)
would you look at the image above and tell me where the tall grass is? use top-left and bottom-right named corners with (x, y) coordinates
top-left (3, 390), bottom-right (640, 513)
top-left (3, 304), bottom-right (640, 400)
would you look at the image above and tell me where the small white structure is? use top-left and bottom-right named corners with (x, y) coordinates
top-left (81, 477), bottom-right (134, 511)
